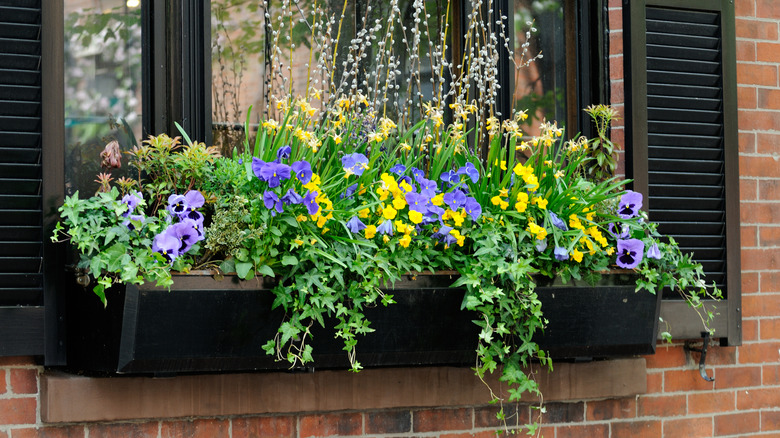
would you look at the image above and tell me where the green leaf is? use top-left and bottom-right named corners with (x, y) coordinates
top-left (281, 255), bottom-right (298, 266)
top-left (257, 264), bottom-right (275, 278)
top-left (235, 261), bottom-right (253, 279)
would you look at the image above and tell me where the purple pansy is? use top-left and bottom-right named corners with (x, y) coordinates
top-left (303, 191), bottom-right (320, 215)
top-left (152, 231), bottom-right (180, 264)
top-left (263, 191), bottom-right (283, 215)
top-left (167, 194), bottom-right (188, 217)
top-left (535, 239), bottom-right (548, 252)
top-left (276, 145), bottom-right (291, 161)
top-left (389, 164), bottom-right (406, 175)
top-left (184, 190), bottom-right (205, 210)
top-left (443, 189), bottom-right (466, 210)
top-left (609, 222), bottom-right (631, 239)
top-left (618, 190), bottom-right (643, 219)
top-left (417, 177), bottom-right (438, 198)
top-left (405, 192), bottom-right (430, 213)
top-left (440, 170), bottom-right (457, 185)
top-left (281, 188), bottom-right (303, 205)
top-left (456, 162), bottom-right (479, 183)
top-left (170, 219), bottom-right (202, 253)
top-left (346, 216), bottom-right (367, 233)
top-left (291, 160), bottom-right (313, 185)
top-left (554, 246), bottom-right (569, 261)
top-left (410, 167), bottom-right (424, 181)
top-left (122, 214), bottom-right (145, 231)
top-left (549, 212), bottom-right (568, 231)
top-left (616, 238), bottom-right (645, 269)
top-left (121, 192), bottom-right (143, 217)
top-left (647, 242), bottom-right (662, 260)
top-left (252, 157), bottom-right (267, 180)
top-left (341, 153), bottom-right (369, 176)
top-left (259, 161), bottom-right (292, 188)
top-left (341, 183), bottom-right (359, 199)
top-left (464, 197), bottom-right (482, 221)
top-left (377, 220), bottom-right (394, 236)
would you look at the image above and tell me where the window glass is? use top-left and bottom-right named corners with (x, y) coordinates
top-left (64, 0), bottom-right (142, 196)
top-left (513, 0), bottom-right (567, 135)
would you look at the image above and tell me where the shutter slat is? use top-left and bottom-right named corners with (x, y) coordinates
top-left (649, 146), bottom-right (723, 160)
top-left (646, 32), bottom-right (719, 50)
top-left (647, 56), bottom-right (719, 74)
top-left (648, 133), bottom-right (722, 148)
top-left (648, 95), bottom-right (721, 111)
top-left (0, 115), bottom-right (40, 131)
top-left (648, 107), bottom-right (722, 124)
top-left (648, 83), bottom-right (720, 99)
top-left (0, 84), bottom-right (40, 101)
top-left (648, 70), bottom-right (720, 87)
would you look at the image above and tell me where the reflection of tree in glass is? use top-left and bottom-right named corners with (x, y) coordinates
top-left (64, 4), bottom-right (141, 196)
top-left (512, 0), bottom-right (566, 134)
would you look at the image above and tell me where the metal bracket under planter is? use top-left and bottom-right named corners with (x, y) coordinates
top-left (67, 271), bottom-right (662, 375)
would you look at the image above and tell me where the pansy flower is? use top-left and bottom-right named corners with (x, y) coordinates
top-left (276, 145), bottom-right (292, 161)
top-left (389, 164), bottom-right (406, 175)
top-left (170, 219), bottom-right (203, 253)
top-left (647, 242), bottom-right (662, 260)
top-left (443, 189), bottom-right (466, 210)
top-left (410, 167), bottom-right (424, 181)
top-left (152, 231), bottom-right (180, 264)
top-left (464, 197), bottom-right (482, 221)
top-left (405, 192), bottom-right (430, 213)
top-left (342, 153), bottom-right (369, 176)
top-left (281, 188), bottom-right (303, 205)
top-left (303, 191), bottom-right (320, 215)
top-left (346, 216), bottom-right (367, 233)
top-left (616, 238), bottom-right (645, 269)
top-left (553, 246), bottom-right (569, 261)
top-left (377, 220), bottom-right (394, 236)
top-left (252, 158), bottom-right (267, 180)
top-left (341, 183), bottom-right (359, 199)
top-left (549, 212), bottom-right (568, 231)
top-left (456, 162), bottom-right (479, 183)
top-left (263, 191), bottom-right (283, 215)
top-left (259, 161), bottom-right (292, 188)
top-left (618, 190), bottom-right (643, 219)
top-left (121, 192), bottom-right (143, 217)
top-left (291, 160), bottom-right (313, 185)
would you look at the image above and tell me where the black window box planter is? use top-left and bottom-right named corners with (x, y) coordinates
top-left (63, 272), bottom-right (661, 375)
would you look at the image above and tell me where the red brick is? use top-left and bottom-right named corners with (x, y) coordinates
top-left (637, 394), bottom-right (686, 418)
top-left (744, 295), bottom-right (780, 318)
top-left (743, 225), bottom-right (759, 248)
top-left (611, 420), bottom-right (662, 438)
top-left (586, 398), bottom-right (635, 421)
top-left (744, 318), bottom-right (759, 341)
top-left (740, 156), bottom-right (780, 179)
top-left (737, 64), bottom-right (778, 87)
top-left (761, 228), bottom-right (780, 247)
top-left (687, 391), bottom-right (735, 414)
top-left (760, 271), bottom-right (780, 292)
top-left (741, 110), bottom-right (780, 131)
top-left (540, 402), bottom-right (583, 424)
top-left (440, 432), bottom-right (497, 438)
top-left (759, 88), bottom-right (780, 110)
top-left (738, 341), bottom-right (780, 363)
top-left (737, 386), bottom-right (780, 410)
top-left (757, 1), bottom-right (780, 19)
top-left (737, 0), bottom-right (755, 18)
top-left (763, 410), bottom-right (780, 431)
top-left (365, 410), bottom-right (411, 434)
top-left (744, 272), bottom-right (760, 294)
top-left (761, 318), bottom-right (780, 339)
top-left (608, 8), bottom-right (622, 31)
top-left (757, 133), bottom-right (780, 154)
top-left (740, 85), bottom-right (758, 109)
top-left (714, 365), bottom-right (762, 389)
top-left (0, 369), bottom-right (6, 394)
top-left (663, 417), bottom-right (713, 438)
top-left (646, 372), bottom-right (663, 393)
top-left (88, 423), bottom-right (159, 438)
top-left (299, 412), bottom-right (362, 438)
top-left (739, 20), bottom-right (779, 41)
top-left (609, 56), bottom-right (623, 81)
top-left (742, 248), bottom-right (780, 271)
top-left (611, 82), bottom-right (624, 106)
top-left (413, 408), bottom-right (471, 433)
top-left (0, 357), bottom-right (36, 367)
top-left (609, 32), bottom-right (623, 57)
top-left (715, 411), bottom-right (760, 436)
top-left (474, 404), bottom-right (529, 429)
top-left (557, 424), bottom-right (608, 438)
top-left (737, 40), bottom-right (756, 63)
top-left (645, 345), bottom-right (686, 369)
top-left (691, 345), bottom-right (736, 366)
top-left (232, 416), bottom-right (296, 438)
top-left (763, 364), bottom-right (780, 385)
top-left (10, 369), bottom-right (37, 394)
top-left (160, 419), bottom-right (229, 438)
top-left (9, 426), bottom-right (85, 438)
top-left (0, 398), bottom-right (36, 425)
top-left (760, 180), bottom-right (780, 200)
top-left (740, 132), bottom-right (757, 155)
top-left (663, 369), bottom-right (716, 392)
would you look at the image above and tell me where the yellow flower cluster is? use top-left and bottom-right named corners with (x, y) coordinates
top-left (303, 173), bottom-right (333, 229)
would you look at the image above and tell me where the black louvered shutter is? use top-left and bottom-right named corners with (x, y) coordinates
top-left (645, 7), bottom-right (726, 290)
top-left (0, 0), bottom-right (46, 356)
top-left (625, 0), bottom-right (740, 345)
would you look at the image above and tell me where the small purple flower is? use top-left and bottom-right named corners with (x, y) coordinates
top-left (456, 162), bottom-right (480, 183)
top-left (554, 246), bottom-right (569, 261)
top-left (341, 183), bottom-right (359, 199)
top-left (410, 167), bottom-right (424, 181)
top-left (184, 190), bottom-right (205, 210)
top-left (291, 160), bottom-right (313, 185)
top-left (647, 242), bottom-right (662, 260)
top-left (616, 238), bottom-right (645, 269)
top-left (342, 153), bottom-right (369, 176)
top-left (609, 222), bottom-right (631, 239)
top-left (432, 225), bottom-right (453, 242)
top-left (464, 197), bottom-right (482, 221)
top-left (276, 145), bottom-right (291, 161)
top-left (618, 190), bottom-right (643, 219)
top-left (346, 216), bottom-right (367, 233)
top-left (417, 177), bottom-right (438, 198)
top-left (303, 191), bottom-right (320, 215)
top-left (152, 231), bottom-right (180, 264)
top-left (440, 170), bottom-right (457, 185)
top-left (167, 194), bottom-right (188, 217)
top-left (238, 158), bottom-right (243, 165)
top-left (549, 212), bottom-right (568, 231)
top-left (281, 188), bottom-right (303, 205)
top-left (263, 191), bottom-right (283, 215)
top-left (426, 205), bottom-right (445, 221)
top-left (252, 157), bottom-right (267, 180)
top-left (377, 220), bottom-right (394, 236)
top-left (121, 192), bottom-right (143, 217)
top-left (443, 189), bottom-right (466, 210)
top-left (389, 164), bottom-right (406, 175)
top-left (122, 213), bottom-right (145, 231)
top-left (170, 219), bottom-right (202, 253)
top-left (182, 209), bottom-right (204, 226)
top-left (535, 239), bottom-right (548, 252)
top-left (405, 192), bottom-right (430, 213)
top-left (398, 176), bottom-right (413, 190)
top-left (259, 161), bottom-right (292, 188)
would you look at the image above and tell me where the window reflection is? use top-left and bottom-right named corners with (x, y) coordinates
top-left (64, 0), bottom-right (142, 196)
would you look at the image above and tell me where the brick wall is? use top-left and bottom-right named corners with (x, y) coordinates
top-left (1, 0), bottom-right (778, 437)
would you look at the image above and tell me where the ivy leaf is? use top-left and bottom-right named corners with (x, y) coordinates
top-left (235, 261), bottom-right (254, 279)
top-left (256, 264), bottom-right (275, 278)
top-left (281, 255), bottom-right (298, 266)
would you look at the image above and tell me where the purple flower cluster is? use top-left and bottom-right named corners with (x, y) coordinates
top-left (120, 192), bottom-right (145, 231)
top-left (252, 148), bottom-right (318, 216)
top-left (152, 191), bottom-right (205, 264)
top-left (611, 190), bottom-right (662, 268)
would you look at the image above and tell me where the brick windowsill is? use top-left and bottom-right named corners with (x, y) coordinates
top-left (41, 358), bottom-right (646, 423)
